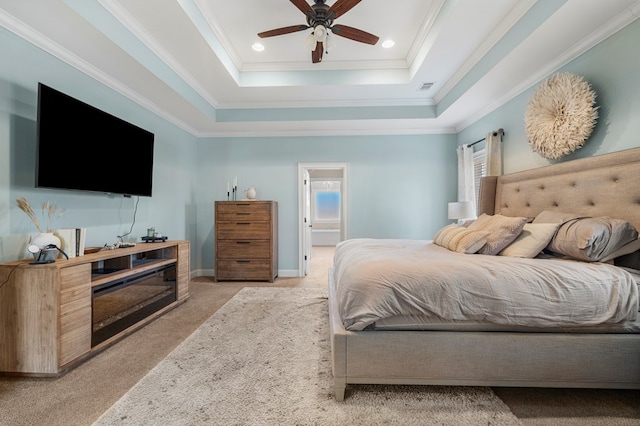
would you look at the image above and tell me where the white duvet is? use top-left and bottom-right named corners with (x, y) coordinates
top-left (334, 238), bottom-right (639, 331)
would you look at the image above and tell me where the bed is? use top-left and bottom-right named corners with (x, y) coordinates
top-left (328, 147), bottom-right (640, 401)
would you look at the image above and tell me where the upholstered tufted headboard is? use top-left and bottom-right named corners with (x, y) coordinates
top-left (478, 147), bottom-right (640, 231)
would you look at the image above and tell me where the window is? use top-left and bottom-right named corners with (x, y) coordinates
top-left (473, 148), bottom-right (487, 212)
top-left (314, 192), bottom-right (340, 221)
top-left (311, 180), bottom-right (341, 222)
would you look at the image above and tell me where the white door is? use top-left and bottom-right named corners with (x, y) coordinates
top-left (303, 168), bottom-right (312, 275)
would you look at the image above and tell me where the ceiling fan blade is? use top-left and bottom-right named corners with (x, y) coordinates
top-left (330, 24), bottom-right (379, 45)
top-left (290, 0), bottom-right (314, 17)
top-left (327, 0), bottom-right (362, 19)
top-left (258, 25), bottom-right (309, 38)
top-left (312, 42), bottom-right (324, 63)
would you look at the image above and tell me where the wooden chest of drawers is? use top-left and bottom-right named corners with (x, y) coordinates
top-left (214, 201), bottom-right (278, 282)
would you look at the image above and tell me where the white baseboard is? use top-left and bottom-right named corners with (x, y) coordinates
top-left (191, 269), bottom-right (300, 279)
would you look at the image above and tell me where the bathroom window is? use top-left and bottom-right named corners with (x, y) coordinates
top-left (314, 192), bottom-right (340, 221)
top-left (311, 180), bottom-right (341, 222)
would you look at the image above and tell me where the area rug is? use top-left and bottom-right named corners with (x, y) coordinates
top-left (93, 287), bottom-right (522, 425)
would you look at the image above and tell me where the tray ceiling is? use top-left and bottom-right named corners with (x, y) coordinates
top-left (1, 0), bottom-right (639, 136)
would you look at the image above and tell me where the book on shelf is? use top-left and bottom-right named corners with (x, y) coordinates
top-left (54, 227), bottom-right (87, 257)
top-left (54, 228), bottom-right (76, 258)
top-left (76, 227), bottom-right (86, 256)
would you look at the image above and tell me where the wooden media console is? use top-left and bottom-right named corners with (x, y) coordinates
top-left (0, 240), bottom-right (189, 376)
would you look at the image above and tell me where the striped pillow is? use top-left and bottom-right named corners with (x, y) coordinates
top-left (467, 214), bottom-right (528, 255)
top-left (450, 229), bottom-right (490, 253)
top-left (433, 224), bottom-right (489, 254)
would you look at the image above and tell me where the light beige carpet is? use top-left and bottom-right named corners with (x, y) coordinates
top-left (93, 287), bottom-right (522, 425)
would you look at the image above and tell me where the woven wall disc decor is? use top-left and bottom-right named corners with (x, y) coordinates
top-left (525, 72), bottom-right (598, 160)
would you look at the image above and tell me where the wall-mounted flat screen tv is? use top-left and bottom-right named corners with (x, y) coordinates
top-left (36, 83), bottom-right (154, 197)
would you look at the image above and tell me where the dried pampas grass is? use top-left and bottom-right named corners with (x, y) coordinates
top-left (16, 197), bottom-right (65, 233)
top-left (525, 72), bottom-right (598, 160)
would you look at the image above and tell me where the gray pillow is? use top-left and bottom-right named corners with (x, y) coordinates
top-left (600, 237), bottom-right (640, 263)
top-left (548, 217), bottom-right (639, 262)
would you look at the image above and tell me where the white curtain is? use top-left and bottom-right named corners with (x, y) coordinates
top-left (457, 144), bottom-right (476, 209)
top-left (486, 129), bottom-right (504, 176)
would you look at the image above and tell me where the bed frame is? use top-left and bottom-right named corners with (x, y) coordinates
top-left (329, 147), bottom-right (640, 401)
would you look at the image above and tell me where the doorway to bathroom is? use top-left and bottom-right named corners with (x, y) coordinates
top-left (298, 163), bottom-right (349, 276)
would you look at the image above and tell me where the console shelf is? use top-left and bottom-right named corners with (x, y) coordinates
top-left (0, 240), bottom-right (189, 376)
top-left (91, 259), bottom-right (176, 287)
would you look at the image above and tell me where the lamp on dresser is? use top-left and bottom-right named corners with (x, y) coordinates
top-left (448, 201), bottom-right (475, 225)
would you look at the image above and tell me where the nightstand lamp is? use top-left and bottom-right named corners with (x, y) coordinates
top-left (448, 201), bottom-right (475, 225)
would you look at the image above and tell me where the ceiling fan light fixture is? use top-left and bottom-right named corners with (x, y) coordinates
top-left (314, 24), bottom-right (327, 43)
top-left (304, 32), bottom-right (317, 50)
top-left (325, 32), bottom-right (334, 52)
top-left (258, 0), bottom-right (379, 63)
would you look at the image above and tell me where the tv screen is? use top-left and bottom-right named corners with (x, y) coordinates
top-left (36, 83), bottom-right (154, 197)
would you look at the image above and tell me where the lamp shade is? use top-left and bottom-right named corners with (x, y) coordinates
top-left (325, 32), bottom-right (334, 51)
top-left (448, 201), bottom-right (475, 220)
top-left (305, 32), bottom-right (317, 50)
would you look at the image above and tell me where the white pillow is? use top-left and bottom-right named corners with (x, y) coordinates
top-left (499, 223), bottom-right (560, 258)
top-left (532, 210), bottom-right (581, 224)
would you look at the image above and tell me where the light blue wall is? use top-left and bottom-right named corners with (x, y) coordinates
top-left (195, 135), bottom-right (457, 273)
top-left (458, 18), bottom-right (640, 173)
top-left (0, 23), bottom-right (457, 271)
top-left (0, 26), bottom-right (198, 263)
top-left (2, 17), bottom-right (639, 275)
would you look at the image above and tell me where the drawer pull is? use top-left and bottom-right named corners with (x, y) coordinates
top-left (236, 222), bottom-right (251, 225)
top-left (236, 241), bottom-right (251, 245)
top-left (236, 260), bottom-right (251, 263)
top-left (236, 212), bottom-right (250, 215)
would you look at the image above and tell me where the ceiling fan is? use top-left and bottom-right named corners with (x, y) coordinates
top-left (258, 0), bottom-right (380, 63)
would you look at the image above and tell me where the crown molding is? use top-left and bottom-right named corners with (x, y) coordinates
top-left (455, 2), bottom-right (640, 133)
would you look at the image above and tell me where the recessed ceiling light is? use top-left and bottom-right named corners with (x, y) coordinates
top-left (252, 43), bottom-right (265, 52)
top-left (382, 40), bottom-right (395, 48)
